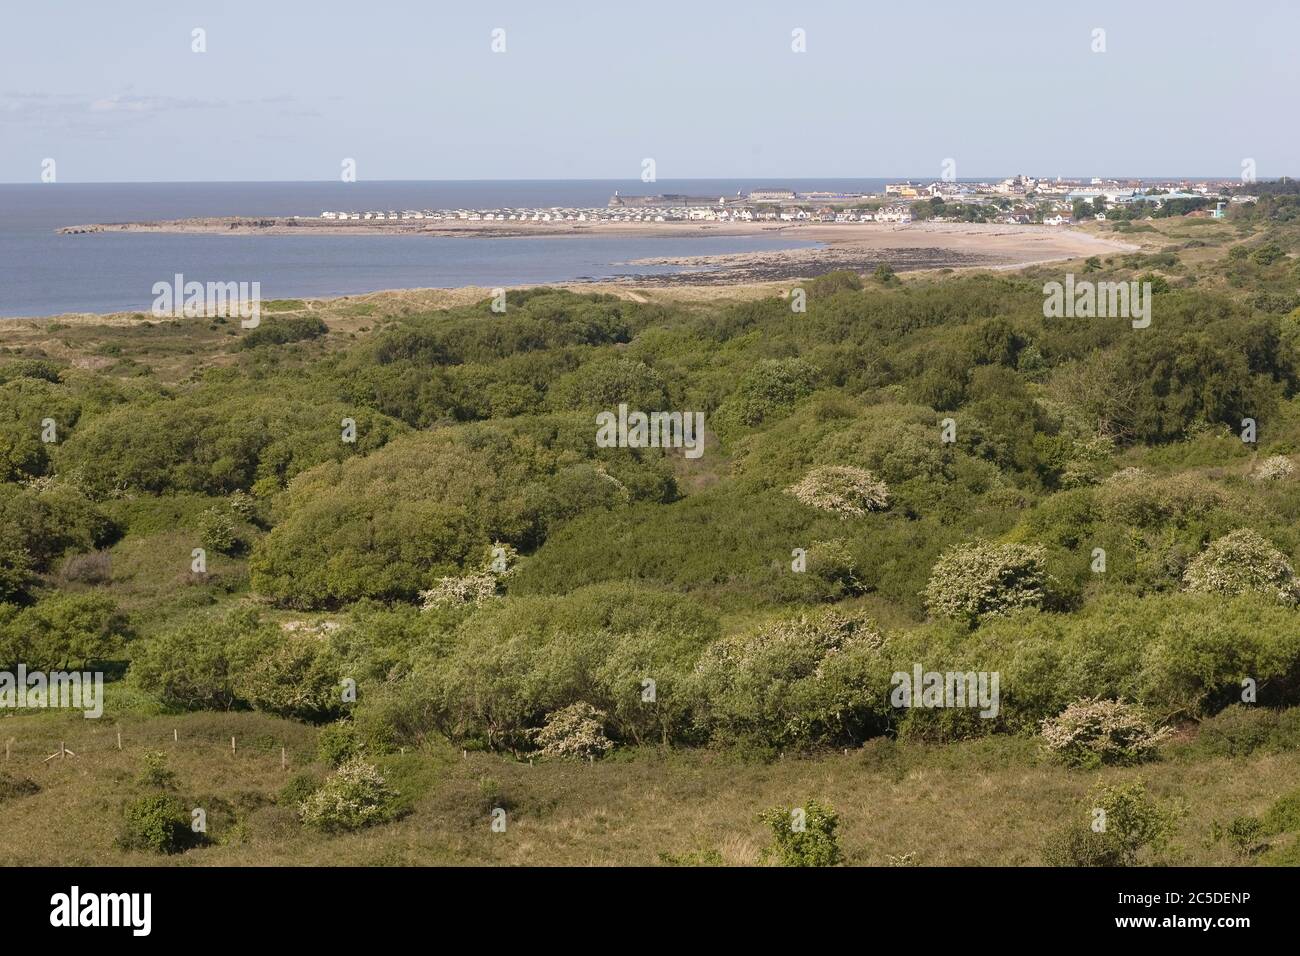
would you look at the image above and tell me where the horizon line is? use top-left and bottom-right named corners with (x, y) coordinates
top-left (2, 174), bottom-right (1289, 187)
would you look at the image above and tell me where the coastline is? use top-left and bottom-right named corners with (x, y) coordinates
top-left (42, 218), bottom-right (1137, 297)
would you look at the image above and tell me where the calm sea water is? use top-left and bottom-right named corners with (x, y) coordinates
top-left (0, 179), bottom-right (892, 318)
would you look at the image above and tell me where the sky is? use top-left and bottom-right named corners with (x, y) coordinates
top-left (2, 0), bottom-right (1298, 183)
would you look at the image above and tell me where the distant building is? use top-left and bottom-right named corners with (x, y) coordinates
top-left (876, 205), bottom-right (913, 223)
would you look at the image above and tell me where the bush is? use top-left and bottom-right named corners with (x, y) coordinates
top-left (1195, 704), bottom-right (1277, 756)
top-left (278, 773), bottom-right (322, 807)
top-left (298, 759), bottom-right (397, 833)
top-left (238, 315), bottom-right (328, 349)
top-left (1040, 697), bottom-right (1171, 768)
top-left (1194, 705), bottom-right (1300, 757)
top-left (118, 794), bottom-right (192, 854)
top-left (1253, 455), bottom-right (1295, 481)
top-left (715, 358), bottom-right (819, 431)
top-left (423, 584), bottom-right (718, 751)
top-left (1262, 788), bottom-right (1300, 836)
top-left (785, 465), bottom-right (890, 517)
top-left (1043, 782), bottom-right (1181, 866)
top-left (197, 506), bottom-right (242, 555)
top-left (758, 799), bottom-right (842, 866)
top-left (689, 608), bottom-right (890, 748)
top-left (129, 610), bottom-right (273, 711)
top-left (0, 593), bottom-right (131, 670)
top-left (317, 721), bottom-right (362, 767)
top-left (234, 631), bottom-right (344, 722)
top-left (419, 572), bottom-right (499, 609)
top-left (532, 702), bottom-right (614, 760)
top-left (1211, 816), bottom-right (1266, 858)
top-left (1182, 528), bottom-right (1299, 605)
top-left (135, 751), bottom-right (176, 789)
top-left (250, 422), bottom-right (670, 608)
top-left (923, 541), bottom-right (1048, 625)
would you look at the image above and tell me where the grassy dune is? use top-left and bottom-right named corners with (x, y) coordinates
top-left (3, 707), bottom-right (1297, 866)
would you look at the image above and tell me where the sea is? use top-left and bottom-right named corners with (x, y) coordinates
top-left (0, 179), bottom-right (897, 318)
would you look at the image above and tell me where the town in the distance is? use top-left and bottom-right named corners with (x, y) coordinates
top-left (316, 175), bottom-right (1256, 226)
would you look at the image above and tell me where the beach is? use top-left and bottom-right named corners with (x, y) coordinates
top-left (49, 216), bottom-right (1137, 288)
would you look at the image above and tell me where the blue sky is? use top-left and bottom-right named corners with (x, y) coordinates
top-left (2, 0), bottom-right (1297, 183)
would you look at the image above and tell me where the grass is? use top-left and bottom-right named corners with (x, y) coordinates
top-left (2, 709), bottom-right (1298, 866)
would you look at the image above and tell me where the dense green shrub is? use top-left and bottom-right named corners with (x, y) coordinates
top-left (250, 421), bottom-right (674, 608)
top-left (0, 483), bottom-right (117, 571)
top-left (1043, 782), bottom-right (1181, 866)
top-left (118, 794), bottom-right (192, 854)
top-left (129, 610), bottom-right (272, 710)
top-left (420, 584), bottom-right (719, 750)
top-left (688, 608), bottom-right (890, 748)
top-left (317, 721), bottom-right (362, 766)
top-left (0, 594), bottom-right (131, 670)
top-left (57, 392), bottom-right (405, 496)
top-left (758, 800), bottom-right (842, 867)
top-left (714, 358), bottom-right (819, 433)
top-left (238, 315), bottom-right (328, 349)
top-left (1194, 705), bottom-right (1300, 757)
top-left (1262, 788), bottom-right (1300, 836)
top-left (234, 632), bottom-right (344, 722)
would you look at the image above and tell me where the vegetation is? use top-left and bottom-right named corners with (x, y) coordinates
top-left (3, 212), bottom-right (1300, 865)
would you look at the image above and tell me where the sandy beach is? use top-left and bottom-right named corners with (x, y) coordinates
top-left (54, 216), bottom-right (1136, 285)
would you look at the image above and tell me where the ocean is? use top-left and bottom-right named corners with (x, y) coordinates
top-left (0, 179), bottom-right (894, 318)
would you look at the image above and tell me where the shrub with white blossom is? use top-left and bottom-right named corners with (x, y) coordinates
top-left (1182, 528), bottom-right (1299, 605)
top-left (923, 541), bottom-right (1048, 624)
top-left (785, 465), bottom-right (890, 517)
top-left (419, 571), bottom-right (499, 610)
top-left (1104, 466), bottom-right (1149, 484)
top-left (418, 541), bottom-right (520, 610)
top-left (532, 702), bottom-right (614, 760)
top-left (1252, 455), bottom-right (1296, 482)
top-left (1040, 697), bottom-right (1172, 768)
top-left (298, 759), bottom-right (397, 832)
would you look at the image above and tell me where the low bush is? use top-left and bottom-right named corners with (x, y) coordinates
top-left (1182, 528), bottom-right (1299, 605)
top-left (1043, 782), bottom-right (1181, 866)
top-left (923, 541), bottom-right (1049, 624)
top-left (531, 702), bottom-right (613, 760)
top-left (298, 759), bottom-right (397, 833)
top-left (758, 799), bottom-right (841, 867)
top-left (118, 794), bottom-right (192, 854)
top-left (1040, 697), bottom-right (1171, 768)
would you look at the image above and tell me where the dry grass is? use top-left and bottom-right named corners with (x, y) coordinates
top-left (2, 709), bottom-right (1296, 866)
